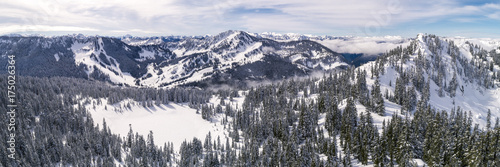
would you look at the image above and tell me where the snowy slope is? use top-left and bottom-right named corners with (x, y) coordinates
top-left (306, 33), bottom-right (500, 166)
top-left (70, 38), bottom-right (137, 86)
top-left (355, 33), bottom-right (500, 128)
top-left (134, 30), bottom-right (348, 87)
top-left (81, 97), bottom-right (235, 152)
top-left (76, 33), bottom-right (500, 166)
top-left (0, 31), bottom-right (348, 88)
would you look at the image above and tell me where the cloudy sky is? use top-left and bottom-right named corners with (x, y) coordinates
top-left (1, 0), bottom-right (499, 37)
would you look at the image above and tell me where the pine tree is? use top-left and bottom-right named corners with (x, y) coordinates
top-left (396, 117), bottom-right (413, 166)
top-left (487, 109), bottom-right (492, 130)
top-left (491, 124), bottom-right (500, 166)
top-left (372, 79), bottom-right (385, 116)
top-left (356, 112), bottom-right (370, 165)
top-left (406, 86), bottom-right (417, 112)
top-left (127, 124), bottom-right (134, 149)
top-left (325, 97), bottom-right (340, 136)
top-left (420, 79), bottom-right (431, 105)
top-left (448, 72), bottom-right (458, 97)
top-left (357, 69), bottom-right (369, 105)
top-left (373, 132), bottom-right (387, 167)
top-left (298, 100), bottom-right (316, 142)
top-left (340, 97), bottom-right (357, 151)
top-left (394, 77), bottom-right (405, 105)
top-left (147, 131), bottom-right (156, 164)
top-left (437, 72), bottom-right (445, 97)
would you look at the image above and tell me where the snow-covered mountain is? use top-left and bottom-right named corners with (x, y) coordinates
top-left (0, 30), bottom-right (348, 87)
top-left (86, 32), bottom-right (500, 149)
top-left (356, 33), bottom-right (500, 128)
top-left (80, 33), bottom-right (500, 166)
top-left (3, 31), bottom-right (500, 166)
top-left (119, 34), bottom-right (189, 46)
top-left (120, 32), bottom-right (412, 66)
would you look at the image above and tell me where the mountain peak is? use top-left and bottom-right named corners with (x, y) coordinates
top-left (0, 30), bottom-right (349, 88)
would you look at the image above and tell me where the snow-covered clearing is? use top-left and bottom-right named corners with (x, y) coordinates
top-left (82, 98), bottom-right (228, 151)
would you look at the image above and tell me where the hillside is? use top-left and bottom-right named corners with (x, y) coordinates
top-left (79, 33), bottom-right (500, 166)
top-left (0, 31), bottom-right (348, 88)
top-left (1, 32), bottom-right (499, 166)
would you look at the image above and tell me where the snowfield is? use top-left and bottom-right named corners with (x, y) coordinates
top-left (71, 39), bottom-right (137, 86)
top-left (82, 98), bottom-right (229, 151)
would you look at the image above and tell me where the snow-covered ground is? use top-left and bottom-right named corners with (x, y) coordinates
top-left (81, 98), bottom-right (227, 151)
top-left (353, 34), bottom-right (500, 129)
top-left (71, 39), bottom-right (137, 86)
top-left (80, 93), bottom-right (247, 152)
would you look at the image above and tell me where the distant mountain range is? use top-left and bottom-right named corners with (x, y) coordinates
top-left (0, 30), bottom-right (350, 87)
top-left (1, 31), bottom-right (498, 89)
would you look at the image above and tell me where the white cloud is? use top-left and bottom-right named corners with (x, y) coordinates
top-left (315, 36), bottom-right (411, 55)
top-left (0, 24), bottom-right (98, 35)
top-left (0, 0), bottom-right (499, 36)
top-left (487, 12), bottom-right (500, 20)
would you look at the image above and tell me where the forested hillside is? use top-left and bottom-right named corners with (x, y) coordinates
top-left (1, 33), bottom-right (500, 166)
top-left (0, 76), bottom-right (209, 166)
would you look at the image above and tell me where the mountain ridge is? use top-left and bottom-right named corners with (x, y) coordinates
top-left (0, 30), bottom-right (349, 88)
